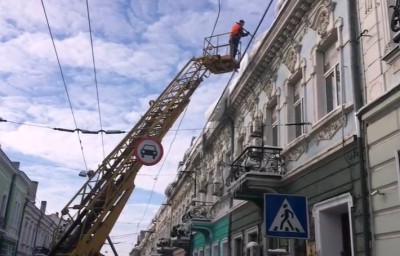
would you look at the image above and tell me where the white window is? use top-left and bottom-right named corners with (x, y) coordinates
top-left (288, 78), bottom-right (304, 141)
top-left (220, 238), bottom-right (228, 256)
top-left (204, 245), bottom-right (211, 256)
top-left (232, 233), bottom-right (243, 256)
top-left (212, 242), bottom-right (219, 256)
top-left (313, 28), bottom-right (341, 121)
top-left (323, 41), bottom-right (341, 114)
top-left (198, 248), bottom-right (204, 256)
top-left (265, 104), bottom-right (278, 147)
top-left (245, 226), bottom-right (259, 256)
top-left (193, 249), bottom-right (198, 256)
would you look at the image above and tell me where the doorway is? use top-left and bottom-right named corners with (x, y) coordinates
top-left (313, 193), bottom-right (354, 256)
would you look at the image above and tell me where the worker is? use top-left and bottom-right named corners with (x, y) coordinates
top-left (229, 19), bottom-right (249, 58)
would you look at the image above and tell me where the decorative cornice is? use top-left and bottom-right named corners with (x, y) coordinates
top-left (228, 0), bottom-right (317, 116)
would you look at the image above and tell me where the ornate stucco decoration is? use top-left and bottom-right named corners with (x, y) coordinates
top-left (310, 0), bottom-right (336, 38)
top-left (221, 128), bottom-right (230, 146)
top-left (182, 204), bottom-right (214, 223)
top-left (316, 116), bottom-right (346, 141)
top-left (285, 141), bottom-right (307, 161)
top-left (283, 43), bottom-right (302, 73)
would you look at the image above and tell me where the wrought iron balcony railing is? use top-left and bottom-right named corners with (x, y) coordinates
top-left (181, 203), bottom-right (214, 223)
top-left (390, 0), bottom-right (400, 32)
top-left (226, 146), bottom-right (285, 187)
top-left (170, 224), bottom-right (190, 239)
top-left (156, 238), bottom-right (171, 248)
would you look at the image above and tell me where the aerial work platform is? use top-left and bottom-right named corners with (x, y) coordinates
top-left (200, 32), bottom-right (242, 74)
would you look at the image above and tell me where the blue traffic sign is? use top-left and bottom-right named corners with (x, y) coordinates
top-left (264, 193), bottom-right (309, 239)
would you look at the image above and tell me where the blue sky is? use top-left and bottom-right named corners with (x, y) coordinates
top-left (0, 0), bottom-right (278, 254)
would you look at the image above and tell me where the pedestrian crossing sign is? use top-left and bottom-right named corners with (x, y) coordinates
top-left (264, 193), bottom-right (309, 239)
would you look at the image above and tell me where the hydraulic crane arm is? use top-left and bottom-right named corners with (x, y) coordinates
top-left (49, 57), bottom-right (209, 256)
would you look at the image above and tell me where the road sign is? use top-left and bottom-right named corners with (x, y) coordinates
top-left (264, 193), bottom-right (309, 239)
top-left (134, 137), bottom-right (164, 166)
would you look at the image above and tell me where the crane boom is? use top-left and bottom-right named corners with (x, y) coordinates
top-left (48, 31), bottom-right (240, 255)
top-left (49, 57), bottom-right (208, 256)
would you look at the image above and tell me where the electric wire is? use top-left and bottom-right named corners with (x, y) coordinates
top-left (40, 0), bottom-right (89, 170)
top-left (198, 0), bottom-right (276, 144)
top-left (241, 0), bottom-right (274, 58)
top-left (85, 0), bottom-right (106, 158)
top-left (209, 0), bottom-right (221, 38)
top-left (135, 106), bottom-right (189, 233)
top-left (0, 117), bottom-right (310, 133)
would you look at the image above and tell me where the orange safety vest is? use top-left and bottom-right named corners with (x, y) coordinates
top-left (230, 23), bottom-right (241, 38)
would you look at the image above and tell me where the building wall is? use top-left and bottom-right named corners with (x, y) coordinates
top-left (192, 216), bottom-right (229, 253)
top-left (361, 92), bottom-right (400, 256)
top-left (357, 0), bottom-right (400, 255)
top-left (284, 142), bottom-right (363, 255)
top-left (357, 0), bottom-right (400, 104)
top-left (0, 149), bottom-right (29, 256)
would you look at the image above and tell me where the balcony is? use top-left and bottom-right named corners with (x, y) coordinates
top-left (391, 1), bottom-right (400, 43)
top-left (169, 225), bottom-right (191, 253)
top-left (179, 202), bottom-right (215, 243)
top-left (156, 238), bottom-right (174, 256)
top-left (226, 146), bottom-right (285, 204)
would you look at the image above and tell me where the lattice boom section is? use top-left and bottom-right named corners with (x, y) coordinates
top-left (49, 58), bottom-right (208, 255)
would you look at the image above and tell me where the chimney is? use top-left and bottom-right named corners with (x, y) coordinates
top-left (27, 181), bottom-right (38, 202)
top-left (40, 201), bottom-right (47, 213)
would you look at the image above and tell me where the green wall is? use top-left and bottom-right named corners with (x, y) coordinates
top-left (192, 215), bottom-right (229, 250)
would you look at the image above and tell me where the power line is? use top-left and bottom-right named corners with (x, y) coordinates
top-left (136, 106), bottom-right (189, 232)
top-left (85, 0), bottom-right (106, 158)
top-left (0, 116), bottom-right (311, 135)
top-left (40, 0), bottom-right (89, 171)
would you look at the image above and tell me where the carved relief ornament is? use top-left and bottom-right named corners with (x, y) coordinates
top-left (316, 116), bottom-right (346, 141)
top-left (283, 44), bottom-right (302, 73)
top-left (310, 0), bottom-right (336, 38)
top-left (286, 141), bottom-right (307, 161)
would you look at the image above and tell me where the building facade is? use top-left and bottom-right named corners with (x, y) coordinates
top-left (0, 147), bottom-right (57, 256)
top-left (0, 150), bottom-right (30, 256)
top-left (357, 0), bottom-right (400, 255)
top-left (133, 0), bottom-right (373, 255)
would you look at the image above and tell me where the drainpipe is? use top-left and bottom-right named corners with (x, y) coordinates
top-left (32, 201), bottom-right (47, 255)
top-left (228, 114), bottom-right (235, 256)
top-left (348, 0), bottom-right (371, 256)
top-left (14, 198), bottom-right (29, 256)
top-left (32, 210), bottom-right (44, 255)
top-left (3, 173), bottom-right (17, 229)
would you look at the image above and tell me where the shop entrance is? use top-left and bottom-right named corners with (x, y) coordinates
top-left (313, 193), bottom-right (354, 256)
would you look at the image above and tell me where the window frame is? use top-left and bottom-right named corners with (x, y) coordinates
top-left (231, 232), bottom-right (243, 256)
top-left (212, 241), bottom-right (219, 256)
top-left (265, 101), bottom-right (278, 147)
top-left (220, 238), bottom-right (228, 256)
top-left (286, 70), bottom-right (304, 142)
top-left (311, 20), bottom-right (344, 122)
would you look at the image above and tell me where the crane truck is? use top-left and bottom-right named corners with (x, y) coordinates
top-left (48, 33), bottom-right (241, 256)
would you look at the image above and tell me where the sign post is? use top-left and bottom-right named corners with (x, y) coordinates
top-left (264, 193), bottom-right (309, 239)
top-left (134, 137), bottom-right (164, 166)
